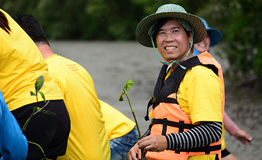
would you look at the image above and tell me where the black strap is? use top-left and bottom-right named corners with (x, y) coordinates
top-left (144, 97), bottom-right (178, 121)
top-left (153, 65), bottom-right (167, 97)
top-left (176, 144), bottom-right (221, 154)
top-left (152, 119), bottom-right (193, 131)
top-left (162, 118), bottom-right (168, 135)
top-left (144, 97), bottom-right (155, 121)
top-left (215, 154), bottom-right (220, 160)
top-left (179, 121), bottom-right (185, 133)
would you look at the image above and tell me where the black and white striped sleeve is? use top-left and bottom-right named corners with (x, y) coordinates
top-left (165, 122), bottom-right (222, 150)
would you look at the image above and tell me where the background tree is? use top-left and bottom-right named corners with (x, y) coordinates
top-left (1, 0), bottom-right (208, 40)
top-left (199, 0), bottom-right (262, 86)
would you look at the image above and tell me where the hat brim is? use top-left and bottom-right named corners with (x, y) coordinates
top-left (207, 28), bottom-right (223, 47)
top-left (135, 12), bottom-right (207, 47)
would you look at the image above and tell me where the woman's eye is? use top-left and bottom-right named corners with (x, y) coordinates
top-left (173, 29), bottom-right (179, 33)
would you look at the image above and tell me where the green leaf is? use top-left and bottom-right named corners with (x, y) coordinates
top-left (40, 109), bottom-right (57, 116)
top-left (125, 79), bottom-right (134, 91)
top-left (118, 93), bottom-right (124, 101)
top-left (30, 91), bottom-right (36, 96)
top-left (35, 76), bottom-right (44, 91)
top-left (38, 91), bottom-right (46, 102)
top-left (126, 79), bottom-right (134, 84)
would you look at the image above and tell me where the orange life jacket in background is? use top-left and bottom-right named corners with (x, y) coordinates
top-left (144, 51), bottom-right (224, 160)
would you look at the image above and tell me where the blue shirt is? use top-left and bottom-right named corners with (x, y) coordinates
top-left (0, 91), bottom-right (28, 160)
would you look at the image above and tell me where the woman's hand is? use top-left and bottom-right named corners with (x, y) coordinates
top-left (137, 134), bottom-right (167, 152)
top-left (234, 130), bottom-right (252, 145)
top-left (128, 143), bottom-right (141, 160)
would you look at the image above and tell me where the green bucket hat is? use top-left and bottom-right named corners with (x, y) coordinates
top-left (135, 4), bottom-right (207, 47)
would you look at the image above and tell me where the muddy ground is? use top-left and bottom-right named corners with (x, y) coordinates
top-left (51, 41), bottom-right (262, 160)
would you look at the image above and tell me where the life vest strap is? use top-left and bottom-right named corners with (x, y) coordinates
top-left (152, 97), bottom-right (178, 109)
top-left (144, 97), bottom-right (178, 121)
top-left (175, 144), bottom-right (221, 154)
top-left (152, 118), bottom-right (193, 135)
top-left (162, 118), bottom-right (167, 135)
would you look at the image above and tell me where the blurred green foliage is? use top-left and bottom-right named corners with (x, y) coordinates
top-left (1, 0), bottom-right (208, 40)
top-left (1, 0), bottom-right (262, 84)
top-left (199, 0), bottom-right (262, 85)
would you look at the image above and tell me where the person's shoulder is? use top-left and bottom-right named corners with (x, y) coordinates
top-left (57, 55), bottom-right (87, 69)
top-left (184, 65), bottom-right (221, 84)
top-left (189, 65), bottom-right (216, 76)
top-left (46, 54), bottom-right (65, 67)
top-left (57, 55), bottom-right (79, 65)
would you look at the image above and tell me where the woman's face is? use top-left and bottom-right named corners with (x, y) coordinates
top-left (194, 33), bottom-right (210, 52)
top-left (155, 19), bottom-right (192, 62)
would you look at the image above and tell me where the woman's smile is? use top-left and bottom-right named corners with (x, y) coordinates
top-left (156, 19), bottom-right (192, 62)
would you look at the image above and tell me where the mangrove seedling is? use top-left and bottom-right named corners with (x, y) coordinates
top-left (118, 79), bottom-right (146, 158)
top-left (22, 75), bottom-right (57, 160)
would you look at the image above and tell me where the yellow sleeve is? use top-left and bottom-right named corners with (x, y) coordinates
top-left (178, 66), bottom-right (223, 125)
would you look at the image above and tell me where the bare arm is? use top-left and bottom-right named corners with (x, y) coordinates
top-left (223, 112), bottom-right (252, 145)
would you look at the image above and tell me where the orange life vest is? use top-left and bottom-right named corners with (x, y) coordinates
top-left (144, 51), bottom-right (224, 160)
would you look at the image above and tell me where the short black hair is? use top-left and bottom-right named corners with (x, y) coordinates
top-left (0, 11), bottom-right (11, 34)
top-left (12, 13), bottom-right (50, 46)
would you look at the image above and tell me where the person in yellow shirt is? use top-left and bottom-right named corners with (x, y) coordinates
top-left (129, 4), bottom-right (224, 160)
top-left (13, 13), bottom-right (139, 160)
top-left (0, 9), bottom-right (70, 160)
top-left (12, 13), bottom-right (110, 160)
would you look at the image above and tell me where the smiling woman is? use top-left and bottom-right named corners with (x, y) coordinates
top-left (128, 4), bottom-right (225, 160)
top-left (155, 19), bottom-right (193, 65)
